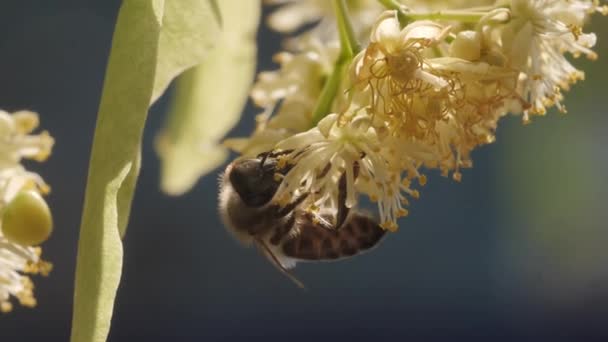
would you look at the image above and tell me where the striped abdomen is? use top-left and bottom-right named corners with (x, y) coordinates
top-left (279, 212), bottom-right (386, 261)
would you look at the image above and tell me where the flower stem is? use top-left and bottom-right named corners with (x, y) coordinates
top-left (333, 0), bottom-right (360, 57)
top-left (311, 56), bottom-right (350, 126)
top-left (311, 0), bottom-right (360, 126)
top-left (406, 10), bottom-right (488, 22)
top-left (377, 0), bottom-right (410, 25)
top-left (378, 0), bottom-right (489, 24)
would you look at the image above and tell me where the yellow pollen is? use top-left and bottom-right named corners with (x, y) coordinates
top-left (453, 172), bottom-right (462, 182)
top-left (411, 190), bottom-right (420, 199)
top-left (276, 155), bottom-right (290, 169)
top-left (272, 51), bottom-right (290, 63)
top-left (568, 24), bottom-right (582, 40)
top-left (1, 301), bottom-right (13, 313)
top-left (17, 293), bottom-right (36, 308)
top-left (276, 194), bottom-right (291, 207)
top-left (587, 52), bottom-right (598, 61)
top-left (39, 184), bottom-right (51, 195)
top-left (24, 260), bottom-right (53, 276)
top-left (32, 131), bottom-right (52, 162)
top-left (380, 221), bottom-right (398, 232)
top-left (16, 278), bottom-right (37, 308)
top-left (397, 208), bottom-right (409, 217)
top-left (418, 175), bottom-right (427, 186)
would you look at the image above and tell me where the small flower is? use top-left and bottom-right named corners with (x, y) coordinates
top-left (0, 110), bottom-right (53, 167)
top-left (225, 39), bottom-right (338, 156)
top-left (350, 11), bottom-right (520, 178)
top-left (351, 12), bottom-right (453, 130)
top-left (0, 110), bottom-right (53, 313)
top-left (425, 58), bottom-right (519, 176)
top-left (264, 0), bottom-right (383, 44)
top-left (503, 0), bottom-right (605, 121)
top-left (250, 38), bottom-right (338, 121)
top-left (0, 242), bottom-right (52, 313)
top-left (272, 113), bottom-right (424, 231)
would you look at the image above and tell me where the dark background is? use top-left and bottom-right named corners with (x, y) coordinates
top-left (1, 1), bottom-right (607, 341)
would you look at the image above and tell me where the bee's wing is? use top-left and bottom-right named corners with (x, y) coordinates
top-left (281, 212), bottom-right (386, 261)
top-left (254, 237), bottom-right (305, 289)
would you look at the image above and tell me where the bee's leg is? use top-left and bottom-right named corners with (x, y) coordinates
top-left (257, 149), bottom-right (294, 168)
top-left (335, 161), bottom-right (360, 229)
top-left (258, 151), bottom-right (270, 167)
top-left (335, 174), bottom-right (349, 230)
top-left (269, 149), bottom-right (294, 158)
top-left (273, 192), bottom-right (310, 218)
top-left (256, 192), bottom-right (308, 242)
top-left (255, 237), bottom-right (306, 289)
top-left (317, 163), bottom-right (332, 179)
top-left (269, 212), bottom-right (296, 245)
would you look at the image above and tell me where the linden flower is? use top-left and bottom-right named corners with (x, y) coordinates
top-left (425, 58), bottom-right (519, 177)
top-left (272, 113), bottom-right (423, 231)
top-left (351, 11), bottom-right (452, 126)
top-left (0, 110), bottom-right (53, 168)
top-left (225, 39), bottom-right (338, 156)
top-left (273, 114), bottom-right (376, 210)
top-left (0, 110), bottom-right (53, 313)
top-left (0, 240), bottom-right (52, 313)
top-left (503, 0), bottom-right (604, 121)
top-left (250, 38), bottom-right (338, 124)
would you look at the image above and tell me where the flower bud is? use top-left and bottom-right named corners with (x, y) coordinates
top-left (2, 190), bottom-right (53, 246)
top-left (449, 31), bottom-right (481, 61)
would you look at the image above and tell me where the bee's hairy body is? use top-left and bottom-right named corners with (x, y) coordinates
top-left (219, 151), bottom-right (386, 272)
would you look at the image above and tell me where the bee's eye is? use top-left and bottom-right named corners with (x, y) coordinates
top-left (229, 159), bottom-right (280, 207)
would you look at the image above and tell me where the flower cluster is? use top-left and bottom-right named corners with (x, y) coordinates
top-left (227, 0), bottom-right (606, 231)
top-left (0, 110), bottom-right (53, 313)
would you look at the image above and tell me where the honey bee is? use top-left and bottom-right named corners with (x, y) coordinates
top-left (218, 150), bottom-right (386, 288)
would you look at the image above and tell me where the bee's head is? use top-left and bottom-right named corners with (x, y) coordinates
top-left (227, 157), bottom-right (281, 207)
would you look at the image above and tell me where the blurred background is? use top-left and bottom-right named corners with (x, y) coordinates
top-left (1, 1), bottom-right (607, 341)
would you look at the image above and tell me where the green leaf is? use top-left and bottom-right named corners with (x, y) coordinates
top-left (156, 0), bottom-right (261, 196)
top-left (70, 1), bottom-right (220, 342)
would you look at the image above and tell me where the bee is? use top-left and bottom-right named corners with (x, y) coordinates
top-left (218, 150), bottom-right (386, 288)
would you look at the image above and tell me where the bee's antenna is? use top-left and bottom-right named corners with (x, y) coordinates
top-left (259, 152), bottom-right (269, 168)
top-left (255, 238), bottom-right (307, 290)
